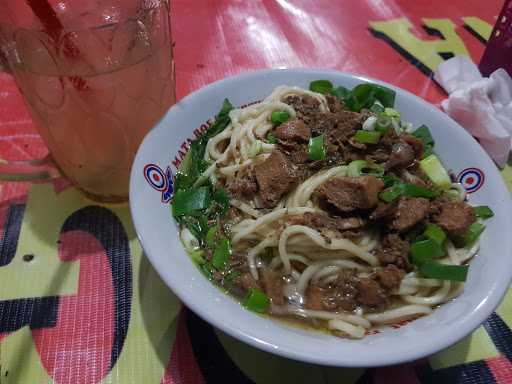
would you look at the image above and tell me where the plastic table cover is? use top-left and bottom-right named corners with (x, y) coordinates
top-left (0, 1), bottom-right (510, 383)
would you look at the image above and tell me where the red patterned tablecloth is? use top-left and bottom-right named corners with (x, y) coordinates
top-left (0, 1), bottom-right (511, 383)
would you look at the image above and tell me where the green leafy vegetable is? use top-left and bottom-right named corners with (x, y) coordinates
top-left (172, 186), bottom-right (211, 217)
top-left (420, 262), bottom-right (469, 282)
top-left (266, 132), bottom-right (277, 144)
top-left (345, 83), bottom-right (396, 112)
top-left (410, 238), bottom-right (445, 265)
top-left (271, 110), bottom-right (290, 124)
top-left (412, 125), bottom-right (435, 158)
top-left (310, 80), bottom-right (334, 94)
top-left (176, 215), bottom-right (209, 242)
top-left (205, 225), bottom-right (219, 248)
top-left (308, 134), bottom-right (326, 161)
top-left (331, 86), bottom-right (351, 100)
top-left (424, 224), bottom-right (446, 245)
top-left (353, 130), bottom-right (381, 144)
top-left (174, 99), bottom-right (233, 192)
top-left (213, 188), bottom-right (230, 216)
top-left (244, 288), bottom-right (270, 313)
top-left (379, 183), bottom-right (438, 203)
top-left (212, 238), bottom-right (232, 270)
top-left (473, 206), bottom-right (494, 219)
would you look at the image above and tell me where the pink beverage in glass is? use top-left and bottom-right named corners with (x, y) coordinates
top-left (0, 0), bottom-right (175, 201)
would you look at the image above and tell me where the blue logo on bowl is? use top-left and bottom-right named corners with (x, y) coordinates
top-left (143, 164), bottom-right (173, 203)
top-left (457, 167), bottom-right (485, 193)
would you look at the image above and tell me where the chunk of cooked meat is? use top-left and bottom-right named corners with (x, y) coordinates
top-left (305, 271), bottom-right (358, 311)
top-left (370, 201), bottom-right (396, 221)
top-left (260, 268), bottom-right (285, 305)
top-left (227, 170), bottom-right (258, 199)
top-left (274, 118), bottom-right (310, 142)
top-left (233, 272), bottom-right (260, 292)
top-left (315, 176), bottom-right (384, 212)
top-left (375, 265), bottom-right (404, 290)
top-left (433, 200), bottom-right (476, 236)
top-left (391, 197), bottom-right (430, 232)
top-left (325, 94), bottom-right (344, 113)
top-left (302, 212), bottom-right (365, 231)
top-left (284, 95), bottom-right (320, 120)
top-left (401, 134), bottom-right (424, 159)
top-left (356, 278), bottom-right (388, 309)
top-left (254, 151), bottom-right (299, 207)
top-left (385, 140), bottom-right (415, 170)
top-left (374, 233), bottom-right (411, 270)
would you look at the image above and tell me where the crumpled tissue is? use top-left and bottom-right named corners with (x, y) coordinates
top-left (434, 55), bottom-right (512, 167)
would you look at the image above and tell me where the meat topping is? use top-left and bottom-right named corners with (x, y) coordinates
top-left (391, 197), bottom-right (430, 232)
top-left (254, 151), bottom-right (299, 207)
top-left (274, 118), bottom-right (310, 142)
top-left (374, 234), bottom-right (411, 270)
top-left (315, 176), bottom-right (384, 212)
top-left (433, 199), bottom-right (476, 236)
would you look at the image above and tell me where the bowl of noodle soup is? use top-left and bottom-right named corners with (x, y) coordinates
top-left (130, 69), bottom-right (512, 366)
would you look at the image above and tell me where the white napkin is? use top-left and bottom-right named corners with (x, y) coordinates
top-left (434, 56), bottom-right (512, 167)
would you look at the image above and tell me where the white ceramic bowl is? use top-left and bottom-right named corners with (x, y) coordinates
top-left (130, 69), bottom-right (512, 367)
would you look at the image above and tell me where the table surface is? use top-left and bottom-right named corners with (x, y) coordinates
top-left (0, 1), bottom-right (511, 383)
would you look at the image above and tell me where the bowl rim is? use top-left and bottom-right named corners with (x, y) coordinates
top-left (130, 68), bottom-right (512, 367)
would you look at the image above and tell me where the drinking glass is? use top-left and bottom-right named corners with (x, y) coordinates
top-left (0, 0), bottom-right (175, 202)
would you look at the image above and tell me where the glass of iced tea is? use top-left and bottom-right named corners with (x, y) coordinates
top-left (0, 0), bottom-right (175, 202)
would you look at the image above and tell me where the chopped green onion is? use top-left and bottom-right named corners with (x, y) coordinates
top-left (410, 238), bottom-right (445, 265)
top-left (375, 114), bottom-right (391, 134)
top-left (381, 175), bottom-right (401, 188)
top-left (370, 100), bottom-right (385, 114)
top-left (271, 110), bottom-right (290, 124)
top-left (244, 288), bottom-right (270, 313)
top-left (212, 238), bottom-right (232, 270)
top-left (354, 130), bottom-right (381, 144)
top-left (445, 189), bottom-right (461, 201)
top-left (331, 86), bottom-right (351, 100)
top-left (463, 222), bottom-right (485, 245)
top-left (190, 249), bottom-right (205, 265)
top-left (412, 125), bottom-right (435, 158)
top-left (266, 132), bottom-right (277, 144)
top-left (379, 183), bottom-right (438, 203)
top-left (473, 206), bottom-right (494, 219)
top-left (308, 134), bottom-right (326, 161)
top-left (347, 160), bottom-right (367, 177)
top-left (419, 154), bottom-right (451, 190)
top-left (172, 186), bottom-right (211, 216)
top-left (248, 140), bottom-right (263, 158)
top-left (384, 107), bottom-right (400, 120)
top-left (347, 160), bottom-right (385, 177)
top-left (309, 80), bottom-right (334, 94)
top-left (205, 225), bottom-right (219, 248)
top-left (420, 261), bottom-right (469, 282)
top-left (424, 224), bottom-right (446, 245)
